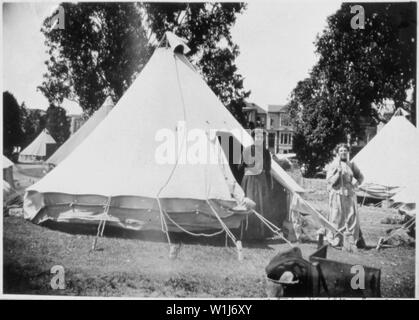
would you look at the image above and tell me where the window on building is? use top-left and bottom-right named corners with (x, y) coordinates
top-left (268, 133), bottom-right (275, 149)
top-left (280, 133), bottom-right (293, 145)
top-left (280, 113), bottom-right (291, 127)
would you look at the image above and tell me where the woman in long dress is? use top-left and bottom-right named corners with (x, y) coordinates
top-left (240, 129), bottom-right (273, 240)
top-left (326, 143), bottom-right (365, 248)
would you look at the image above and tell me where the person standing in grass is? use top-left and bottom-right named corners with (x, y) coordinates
top-left (240, 129), bottom-right (273, 240)
top-left (326, 143), bottom-right (366, 249)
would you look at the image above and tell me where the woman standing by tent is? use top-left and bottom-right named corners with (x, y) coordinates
top-left (240, 129), bottom-right (273, 240)
top-left (326, 143), bottom-right (366, 250)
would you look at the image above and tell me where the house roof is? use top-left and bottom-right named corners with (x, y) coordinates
top-left (267, 104), bottom-right (288, 113)
top-left (243, 102), bottom-right (266, 114)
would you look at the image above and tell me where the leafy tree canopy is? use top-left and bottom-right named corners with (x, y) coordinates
top-left (45, 105), bottom-right (70, 145)
top-left (289, 2), bottom-right (416, 176)
top-left (39, 2), bottom-right (249, 124)
top-left (3, 91), bottom-right (25, 157)
top-left (39, 2), bottom-right (151, 115)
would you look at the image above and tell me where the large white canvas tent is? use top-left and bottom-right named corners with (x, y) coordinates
top-left (24, 32), bottom-right (327, 243)
top-left (352, 114), bottom-right (419, 206)
top-left (19, 129), bottom-right (57, 163)
top-left (47, 96), bottom-right (114, 166)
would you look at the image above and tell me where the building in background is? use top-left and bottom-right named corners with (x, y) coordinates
top-left (243, 102), bottom-right (295, 154)
top-left (68, 114), bottom-right (85, 135)
top-left (266, 104), bottom-right (294, 154)
top-left (243, 102), bottom-right (267, 128)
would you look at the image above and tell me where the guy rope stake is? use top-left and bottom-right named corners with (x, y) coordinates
top-left (376, 217), bottom-right (416, 250)
top-left (91, 196), bottom-right (112, 251)
top-left (236, 240), bottom-right (244, 261)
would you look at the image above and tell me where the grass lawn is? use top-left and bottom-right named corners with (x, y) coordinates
top-left (3, 201), bottom-right (415, 298)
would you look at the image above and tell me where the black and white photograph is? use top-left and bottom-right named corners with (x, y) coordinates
top-left (1, 0), bottom-right (417, 300)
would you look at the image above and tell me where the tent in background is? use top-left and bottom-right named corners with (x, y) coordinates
top-left (24, 32), bottom-right (328, 246)
top-left (47, 96), bottom-right (114, 166)
top-left (18, 129), bottom-right (57, 163)
top-left (352, 113), bottom-right (419, 206)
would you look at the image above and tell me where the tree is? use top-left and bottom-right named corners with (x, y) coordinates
top-left (39, 3), bottom-right (249, 124)
top-left (289, 3), bottom-right (416, 176)
top-left (315, 2), bottom-right (416, 124)
top-left (45, 106), bottom-right (70, 145)
top-left (39, 2), bottom-right (151, 114)
top-left (19, 102), bottom-right (48, 148)
top-left (21, 107), bottom-right (46, 148)
top-left (3, 91), bottom-right (25, 157)
top-left (289, 75), bottom-right (347, 177)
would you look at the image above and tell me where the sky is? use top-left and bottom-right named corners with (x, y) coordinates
top-left (2, 0), bottom-right (341, 114)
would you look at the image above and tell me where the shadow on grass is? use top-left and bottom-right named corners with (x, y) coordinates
top-left (41, 221), bottom-right (285, 249)
top-left (3, 262), bottom-right (51, 295)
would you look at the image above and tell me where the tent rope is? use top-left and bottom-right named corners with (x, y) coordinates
top-left (378, 217), bottom-right (415, 248)
top-left (91, 196), bottom-right (112, 251)
top-left (204, 137), bottom-right (238, 244)
top-left (294, 192), bottom-right (343, 236)
top-left (156, 197), bottom-right (172, 246)
top-left (251, 209), bottom-right (293, 248)
top-left (206, 199), bottom-right (237, 243)
top-left (153, 48), bottom-right (189, 254)
top-left (206, 199), bottom-right (244, 260)
top-left (162, 210), bottom-right (225, 237)
top-left (174, 52), bottom-right (188, 123)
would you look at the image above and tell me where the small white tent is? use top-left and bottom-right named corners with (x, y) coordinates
top-left (19, 129), bottom-right (57, 163)
top-left (24, 32), bottom-right (326, 243)
top-left (47, 96), bottom-right (114, 166)
top-left (352, 114), bottom-right (419, 205)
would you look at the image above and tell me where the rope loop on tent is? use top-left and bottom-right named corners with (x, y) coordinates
top-left (206, 199), bottom-right (237, 243)
top-left (162, 210), bottom-right (225, 237)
